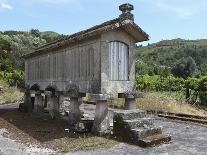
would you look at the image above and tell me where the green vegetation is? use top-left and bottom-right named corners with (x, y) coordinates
top-left (136, 39), bottom-right (207, 76)
top-left (0, 29), bottom-right (64, 88)
top-left (136, 75), bottom-right (207, 105)
top-left (135, 39), bottom-right (207, 106)
top-left (0, 29), bottom-right (63, 104)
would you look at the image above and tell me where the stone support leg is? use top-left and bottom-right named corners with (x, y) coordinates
top-left (68, 97), bottom-right (81, 129)
top-left (59, 95), bottom-right (65, 115)
top-left (124, 98), bottom-right (136, 110)
top-left (92, 100), bottom-right (109, 135)
top-left (47, 95), bottom-right (59, 119)
top-left (24, 90), bottom-right (32, 113)
top-left (33, 92), bottom-right (44, 114)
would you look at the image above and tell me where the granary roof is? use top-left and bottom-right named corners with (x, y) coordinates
top-left (23, 4), bottom-right (149, 58)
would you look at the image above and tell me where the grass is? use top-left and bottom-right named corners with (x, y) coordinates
top-left (138, 92), bottom-right (207, 117)
top-left (0, 79), bottom-right (23, 104)
top-left (57, 136), bottom-right (117, 153)
top-left (109, 92), bottom-right (207, 117)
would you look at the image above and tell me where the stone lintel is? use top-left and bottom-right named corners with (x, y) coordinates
top-left (44, 91), bottom-right (53, 96)
top-left (89, 93), bottom-right (113, 102)
top-left (34, 90), bottom-right (42, 95)
top-left (63, 91), bottom-right (86, 98)
top-left (118, 92), bottom-right (138, 99)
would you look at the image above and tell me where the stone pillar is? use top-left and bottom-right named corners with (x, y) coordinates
top-left (59, 94), bottom-right (65, 115)
top-left (24, 89), bottom-right (32, 113)
top-left (47, 94), bottom-right (59, 119)
top-left (92, 100), bottom-right (109, 135)
top-left (124, 97), bottom-right (136, 110)
top-left (33, 91), bottom-right (44, 114)
top-left (68, 97), bottom-right (81, 129)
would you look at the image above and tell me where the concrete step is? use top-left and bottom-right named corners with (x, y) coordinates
top-left (124, 118), bottom-right (154, 128)
top-left (113, 109), bottom-right (147, 120)
top-left (138, 134), bottom-right (171, 147)
top-left (131, 127), bottom-right (162, 139)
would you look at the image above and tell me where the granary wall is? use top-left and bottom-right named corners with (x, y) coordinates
top-left (25, 36), bottom-right (102, 93)
top-left (100, 29), bottom-right (137, 96)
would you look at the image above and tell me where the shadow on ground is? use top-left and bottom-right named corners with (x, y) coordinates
top-left (0, 103), bottom-right (118, 152)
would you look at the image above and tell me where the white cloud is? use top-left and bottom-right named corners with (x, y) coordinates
top-left (28, 0), bottom-right (80, 6)
top-left (0, 0), bottom-right (12, 10)
top-left (139, 0), bottom-right (207, 18)
top-left (22, 0), bottom-right (82, 11)
top-left (156, 1), bottom-right (193, 18)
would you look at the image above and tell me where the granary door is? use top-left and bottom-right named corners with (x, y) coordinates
top-left (109, 41), bottom-right (129, 81)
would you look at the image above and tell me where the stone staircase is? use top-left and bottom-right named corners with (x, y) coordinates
top-left (113, 109), bottom-right (171, 147)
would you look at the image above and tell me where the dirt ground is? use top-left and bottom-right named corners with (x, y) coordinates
top-left (1, 103), bottom-right (207, 155)
top-left (0, 103), bottom-right (117, 154)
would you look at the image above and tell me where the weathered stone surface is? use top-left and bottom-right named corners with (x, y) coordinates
top-left (92, 101), bottom-right (111, 135)
top-left (124, 98), bottom-right (136, 110)
top-left (33, 93), bottom-right (44, 114)
top-left (24, 90), bottom-right (32, 113)
top-left (113, 109), bottom-right (171, 147)
top-left (59, 97), bottom-right (71, 115)
top-left (113, 109), bottom-right (147, 120)
top-left (138, 134), bottom-right (171, 147)
top-left (131, 127), bottom-right (162, 139)
top-left (68, 98), bottom-right (81, 130)
top-left (47, 95), bottom-right (59, 119)
top-left (124, 118), bottom-right (154, 128)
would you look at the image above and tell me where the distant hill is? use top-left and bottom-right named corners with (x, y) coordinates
top-left (135, 39), bottom-right (207, 75)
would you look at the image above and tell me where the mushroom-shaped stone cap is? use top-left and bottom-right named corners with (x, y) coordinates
top-left (119, 3), bottom-right (134, 13)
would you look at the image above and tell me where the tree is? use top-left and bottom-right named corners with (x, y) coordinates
top-left (30, 29), bottom-right (40, 37)
top-left (171, 56), bottom-right (200, 79)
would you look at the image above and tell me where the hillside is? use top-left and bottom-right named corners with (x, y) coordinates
top-left (0, 30), bottom-right (64, 70)
top-left (0, 30), bottom-right (64, 87)
top-left (135, 39), bottom-right (207, 76)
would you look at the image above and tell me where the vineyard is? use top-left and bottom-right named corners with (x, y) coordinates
top-left (136, 75), bottom-right (207, 106)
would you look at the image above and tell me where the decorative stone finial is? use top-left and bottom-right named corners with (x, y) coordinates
top-left (119, 3), bottom-right (134, 14)
top-left (119, 3), bottom-right (134, 21)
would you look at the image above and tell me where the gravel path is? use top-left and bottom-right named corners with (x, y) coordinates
top-left (0, 103), bottom-right (19, 115)
top-left (0, 128), bottom-right (55, 155)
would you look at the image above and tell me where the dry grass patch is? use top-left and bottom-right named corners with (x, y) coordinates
top-left (56, 136), bottom-right (117, 153)
top-left (0, 80), bottom-right (23, 105)
top-left (138, 92), bottom-right (207, 117)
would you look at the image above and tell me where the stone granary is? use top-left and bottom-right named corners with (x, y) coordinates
top-left (22, 4), bottom-right (171, 146)
top-left (22, 3), bottom-right (149, 133)
top-left (23, 4), bottom-right (149, 131)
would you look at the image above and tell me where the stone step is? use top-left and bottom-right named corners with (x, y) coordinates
top-left (113, 109), bottom-right (147, 120)
top-left (138, 134), bottom-right (171, 147)
top-left (124, 118), bottom-right (154, 129)
top-left (131, 127), bottom-right (162, 139)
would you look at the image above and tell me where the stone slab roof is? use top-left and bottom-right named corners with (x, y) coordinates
top-left (22, 17), bottom-right (149, 58)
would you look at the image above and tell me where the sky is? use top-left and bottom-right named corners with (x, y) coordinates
top-left (0, 0), bottom-right (207, 44)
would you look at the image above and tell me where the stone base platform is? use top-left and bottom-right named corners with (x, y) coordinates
top-left (113, 109), bottom-right (171, 147)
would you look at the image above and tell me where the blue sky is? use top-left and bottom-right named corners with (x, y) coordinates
top-left (0, 0), bottom-right (207, 44)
